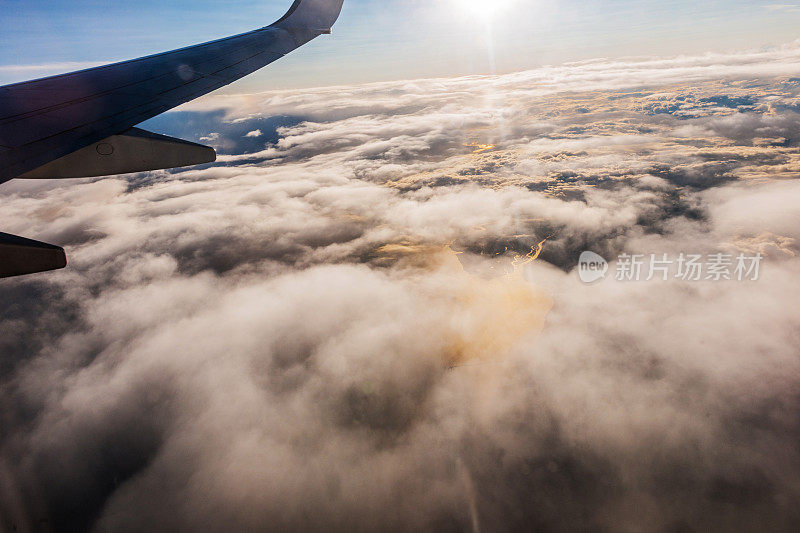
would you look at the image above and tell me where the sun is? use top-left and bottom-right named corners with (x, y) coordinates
top-left (458, 0), bottom-right (513, 19)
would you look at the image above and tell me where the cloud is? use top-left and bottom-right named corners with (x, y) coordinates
top-left (3, 45), bottom-right (800, 532)
top-left (765, 4), bottom-right (800, 13)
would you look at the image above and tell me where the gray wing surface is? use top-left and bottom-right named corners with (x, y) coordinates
top-left (0, 0), bottom-right (344, 184)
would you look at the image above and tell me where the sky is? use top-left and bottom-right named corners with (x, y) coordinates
top-left (2, 0), bottom-right (800, 89)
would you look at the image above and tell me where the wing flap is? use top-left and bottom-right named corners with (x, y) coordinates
top-left (18, 128), bottom-right (216, 179)
top-left (0, 233), bottom-right (67, 279)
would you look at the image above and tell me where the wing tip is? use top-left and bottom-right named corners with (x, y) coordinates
top-left (272, 0), bottom-right (344, 32)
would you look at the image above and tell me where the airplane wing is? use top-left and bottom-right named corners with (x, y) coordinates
top-left (0, 0), bottom-right (344, 278)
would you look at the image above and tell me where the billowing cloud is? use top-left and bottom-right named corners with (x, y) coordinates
top-left (2, 45), bottom-right (800, 532)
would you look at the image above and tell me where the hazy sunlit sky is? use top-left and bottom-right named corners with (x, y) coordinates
top-left (1, 0), bottom-right (799, 90)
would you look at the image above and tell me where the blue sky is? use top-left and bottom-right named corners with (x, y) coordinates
top-left (1, 0), bottom-right (799, 90)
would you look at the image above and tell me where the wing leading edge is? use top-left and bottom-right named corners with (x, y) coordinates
top-left (0, 0), bottom-right (344, 184)
top-left (0, 0), bottom-right (344, 279)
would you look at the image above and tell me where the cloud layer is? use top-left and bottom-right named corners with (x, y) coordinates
top-left (2, 46), bottom-right (800, 532)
